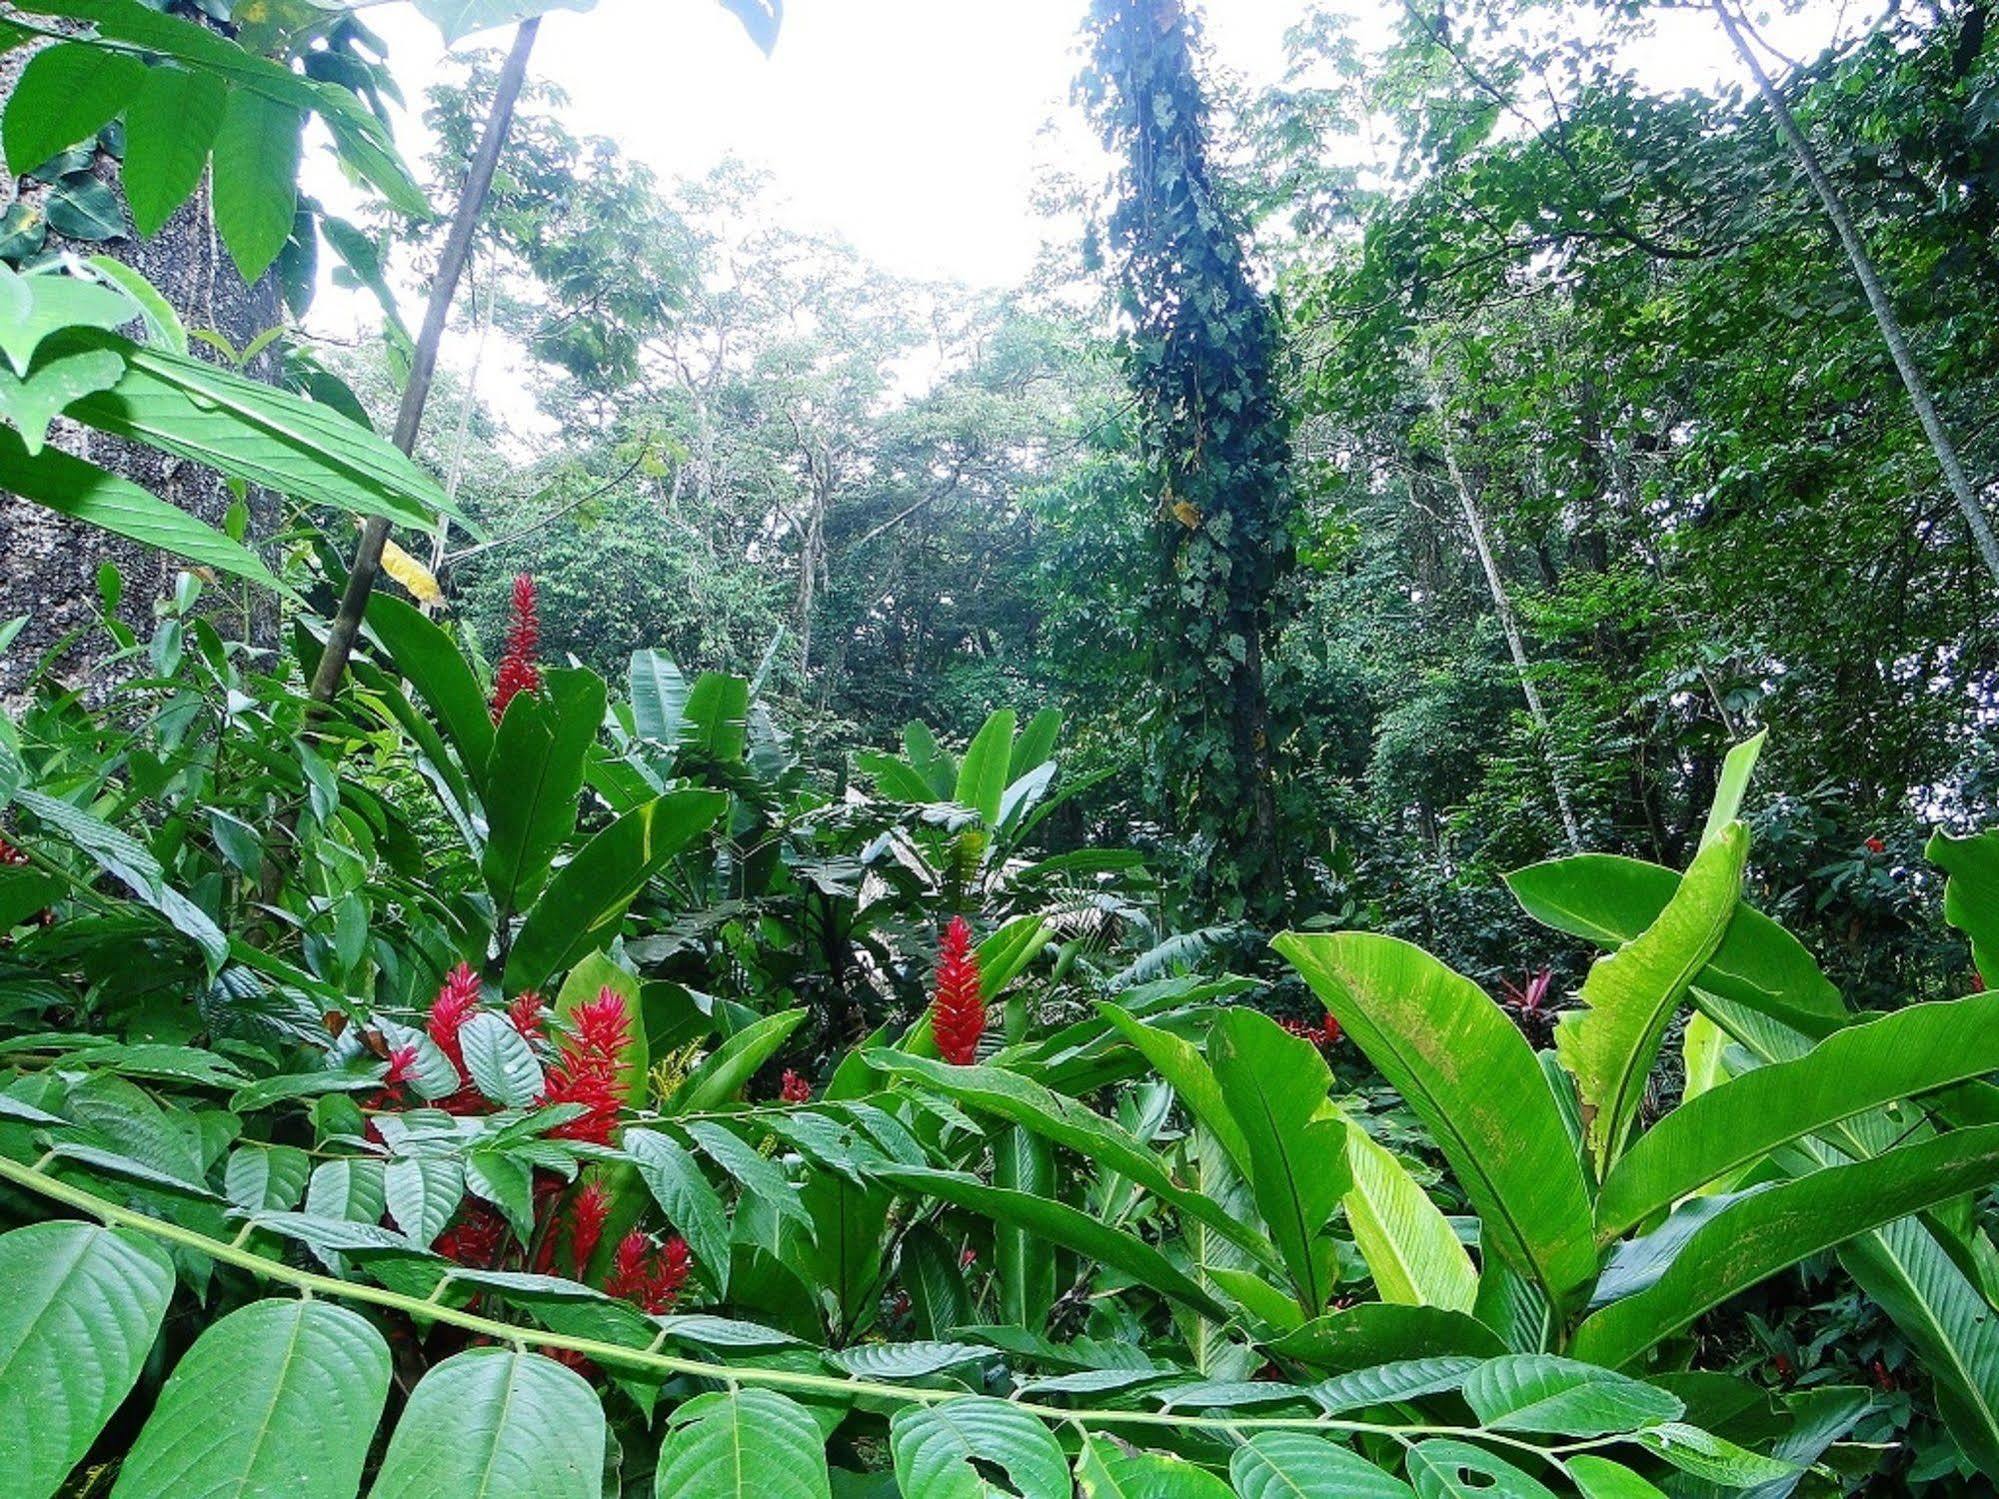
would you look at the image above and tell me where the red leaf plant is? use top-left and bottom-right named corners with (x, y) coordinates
top-left (932, 915), bottom-right (986, 1065)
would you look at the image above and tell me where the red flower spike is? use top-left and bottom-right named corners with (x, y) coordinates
top-left (427, 963), bottom-right (483, 1074)
top-left (931, 916), bottom-right (985, 1066)
top-left (490, 573), bottom-right (543, 721)
top-left (1864, 836), bottom-right (1886, 855)
top-left (569, 1181), bottom-right (613, 1275)
top-left (539, 987), bottom-right (632, 1145)
top-left (384, 1045), bottom-right (418, 1088)
top-left (508, 990), bottom-right (546, 1040)
top-left (650, 1234), bottom-right (693, 1311)
top-left (780, 1069), bottom-right (812, 1103)
top-left (435, 1204), bottom-right (508, 1269)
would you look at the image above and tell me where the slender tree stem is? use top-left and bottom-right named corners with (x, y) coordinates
top-left (308, 18), bottom-right (542, 702)
top-left (1713, 0), bottom-right (1999, 591)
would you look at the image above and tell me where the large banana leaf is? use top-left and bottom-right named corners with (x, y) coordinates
top-left (1554, 824), bottom-right (1747, 1174)
top-left (1598, 992), bottom-right (1999, 1238)
top-left (1344, 1118), bottom-right (1479, 1314)
top-left (1574, 1123), bottom-right (1999, 1367)
top-left (1931, 828), bottom-right (1999, 987)
top-left (482, 668), bottom-right (605, 924)
top-left (1276, 932), bottom-right (1597, 1315)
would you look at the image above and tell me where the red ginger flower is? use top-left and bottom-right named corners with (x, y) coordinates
top-left (435, 1203), bottom-right (508, 1269)
top-left (931, 915), bottom-right (985, 1066)
top-left (508, 990), bottom-right (546, 1039)
top-left (540, 987), bottom-right (632, 1145)
top-left (780, 1069), bottom-right (812, 1103)
top-left (0, 834), bottom-right (27, 867)
top-left (428, 962), bottom-right (482, 1072)
top-left (606, 1231), bottom-right (692, 1313)
top-left (1281, 1013), bottom-right (1343, 1050)
top-left (490, 573), bottom-right (543, 722)
top-left (567, 1180), bottom-right (613, 1275)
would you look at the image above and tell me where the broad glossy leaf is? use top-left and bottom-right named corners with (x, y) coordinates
top-left (1406, 1440), bottom-right (1560, 1498)
top-left (123, 64), bottom-right (227, 235)
top-left (0, 347), bottom-right (125, 453)
top-left (654, 1388), bottom-right (828, 1497)
top-left (460, 1011), bottom-right (544, 1108)
top-left (1598, 992), bottom-right (1999, 1238)
top-left (505, 789), bottom-right (724, 992)
top-left (1563, 1457), bottom-right (1666, 1499)
top-left (1699, 731), bottom-right (1765, 847)
top-left (1230, 1433), bottom-right (1415, 1499)
top-left (826, 1341), bottom-right (993, 1380)
top-left (1311, 1357), bottom-right (1483, 1415)
top-left (211, 89), bottom-right (300, 281)
top-left (625, 1129), bottom-right (731, 1295)
top-left (954, 708), bottom-right (1015, 824)
top-left (1344, 1119), bottom-right (1478, 1314)
top-left (1461, 1355), bottom-right (1682, 1437)
top-left (224, 1144), bottom-right (310, 1212)
top-left (482, 669), bottom-right (606, 920)
top-left (366, 592), bottom-right (495, 792)
top-left (0, 1222), bottom-right (174, 1499)
top-left (1575, 1123), bottom-right (1999, 1367)
top-left (1273, 1303), bottom-right (1507, 1373)
top-left (628, 649), bottom-right (689, 743)
top-left (874, 1165), bottom-right (1228, 1320)
top-left (370, 1347), bottom-right (604, 1499)
top-left (1097, 1000), bottom-right (1250, 1173)
top-left (1553, 823), bottom-right (1746, 1172)
top-left (683, 1119), bottom-right (813, 1236)
top-left (1931, 828), bottom-right (1999, 986)
top-left (385, 1156), bottom-right (462, 1249)
top-left (992, 1125), bottom-right (1056, 1328)
top-left (3, 43), bottom-right (142, 175)
top-left (111, 1300), bottom-right (389, 1498)
top-left (680, 670), bottom-right (748, 761)
top-left (1630, 1424), bottom-right (1798, 1487)
top-left (1275, 932), bottom-right (1596, 1312)
top-left (889, 1397), bottom-right (1068, 1499)
top-left (1076, 1434), bottom-right (1234, 1497)
top-left (669, 1008), bottom-right (806, 1113)
top-left (1210, 1008), bottom-right (1348, 1313)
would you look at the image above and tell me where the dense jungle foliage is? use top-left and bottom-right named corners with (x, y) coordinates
top-left (2, 0), bottom-right (1999, 1493)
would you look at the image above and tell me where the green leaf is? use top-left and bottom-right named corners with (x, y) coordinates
top-left (370, 1347), bottom-right (605, 1499)
top-left (1097, 1000), bottom-right (1250, 1173)
top-left (680, 671), bottom-right (748, 761)
top-left (87, 256), bottom-right (185, 353)
top-left (460, 1011), bottom-right (544, 1108)
top-left (1230, 1433), bottom-right (1416, 1499)
top-left (668, 1008), bottom-right (806, 1114)
top-left (1076, 1434), bottom-right (1234, 1497)
top-left (889, 1397), bottom-right (1069, 1499)
top-left (1574, 1123), bottom-right (1999, 1367)
top-left (683, 1119), bottom-right (813, 1237)
top-left (1563, 1456), bottom-right (1667, 1499)
top-left (365, 592), bottom-right (495, 791)
top-left (385, 1156), bottom-right (463, 1250)
top-left (1554, 824), bottom-right (1747, 1173)
top-left (505, 790), bottom-right (724, 993)
top-left (1010, 707), bottom-right (1061, 782)
top-left (303, 1156), bottom-right (387, 1272)
top-left (111, 1300), bottom-right (389, 1499)
top-left (1505, 854), bottom-right (1844, 1029)
top-left (0, 1221), bottom-right (174, 1499)
top-left (1598, 992), bottom-right (1999, 1239)
top-left (873, 1165), bottom-right (1228, 1320)
top-left (482, 668), bottom-right (606, 920)
top-left (0, 432), bottom-right (285, 592)
top-left (1311, 1357), bottom-right (1483, 1415)
top-left (654, 1387), bottom-right (829, 1498)
top-left (1210, 1008), bottom-right (1348, 1314)
top-left (629, 648), bottom-right (689, 743)
top-left (954, 708), bottom-right (1016, 824)
top-left (0, 346), bottom-right (126, 453)
top-left (123, 64), bottom-right (227, 236)
top-left (1344, 1119), bottom-right (1479, 1314)
top-left (223, 1144), bottom-right (310, 1211)
top-left (467, 1150), bottom-right (536, 1241)
top-left (992, 1124), bottom-right (1056, 1329)
top-left (863, 1050), bottom-right (1278, 1273)
top-left (44, 175), bottom-right (127, 241)
top-left (826, 1341), bottom-right (993, 1380)
top-left (625, 1129), bottom-right (731, 1296)
top-left (0, 266), bottom-right (137, 376)
top-left (1461, 1355), bottom-right (1682, 1437)
top-left (1628, 1425), bottom-right (1799, 1487)
top-left (1275, 931), bottom-right (1596, 1314)
top-left (3, 43), bottom-right (142, 175)
top-left (1931, 828), bottom-right (1999, 987)
top-left (1273, 1304), bottom-right (1507, 1373)
top-left (414, 0), bottom-right (600, 45)
top-left (210, 88), bottom-right (300, 281)
top-left (1699, 732), bottom-right (1766, 848)
top-left (1406, 1440), bottom-right (1560, 1498)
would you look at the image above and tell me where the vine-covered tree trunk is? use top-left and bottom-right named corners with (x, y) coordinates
top-left (1081, 0), bottom-right (1298, 919)
top-left (0, 37), bottom-right (282, 710)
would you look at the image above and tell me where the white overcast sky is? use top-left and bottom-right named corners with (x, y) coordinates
top-left (331, 0), bottom-right (1861, 295)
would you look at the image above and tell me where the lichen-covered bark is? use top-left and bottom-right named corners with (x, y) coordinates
top-left (0, 36), bottom-right (283, 711)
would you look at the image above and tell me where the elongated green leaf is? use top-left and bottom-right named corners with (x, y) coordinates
top-left (1599, 992), bottom-right (1999, 1238)
top-left (669, 1008), bottom-right (805, 1114)
top-left (1700, 732), bottom-right (1765, 848)
top-left (992, 1124), bottom-right (1056, 1328)
top-left (1505, 854), bottom-right (1844, 1027)
top-left (1098, 1000), bottom-right (1251, 1174)
top-left (1010, 707), bottom-right (1061, 782)
top-left (654, 1388), bottom-right (828, 1498)
top-left (1311, 1357), bottom-right (1483, 1415)
top-left (1077, 1434), bottom-right (1234, 1496)
top-left (210, 88), bottom-right (300, 281)
top-left (1554, 824), bottom-right (1747, 1173)
top-left (1564, 1456), bottom-right (1667, 1499)
top-left (111, 1300), bottom-right (388, 1498)
top-left (1210, 1008), bottom-right (1347, 1314)
top-left (625, 1130), bottom-right (730, 1296)
top-left (483, 669), bottom-right (605, 921)
top-left (460, 1011), bottom-right (544, 1107)
top-left (0, 1222), bottom-right (174, 1499)
top-left (955, 708), bottom-right (1016, 824)
top-left (553, 952), bottom-right (647, 1105)
top-left (1462, 1355), bottom-right (1681, 1437)
top-left (1931, 828), bottom-right (1999, 987)
top-left (1629, 1425), bottom-right (1798, 1487)
top-left (1276, 931), bottom-right (1596, 1313)
top-left (864, 1050), bottom-right (1278, 1272)
top-left (224, 1144), bottom-right (310, 1212)
top-left (0, 433), bottom-right (286, 592)
top-left (683, 1120), bottom-right (813, 1237)
top-left (1344, 1120), bottom-right (1478, 1314)
top-left (123, 64), bottom-right (227, 236)
top-left (0, 346), bottom-right (125, 453)
top-left (1231, 1433), bottom-right (1416, 1499)
top-left (3, 43), bottom-right (142, 174)
top-left (680, 671), bottom-right (748, 761)
top-left (628, 649), bottom-right (689, 743)
top-left (370, 1347), bottom-right (604, 1499)
top-left (889, 1397), bottom-right (1068, 1499)
top-left (385, 1157), bottom-right (463, 1249)
top-left (366, 592), bottom-right (495, 791)
top-left (875, 1165), bottom-right (1228, 1320)
top-left (1575, 1123), bottom-right (1999, 1367)
top-left (1406, 1440), bottom-right (1560, 1498)
top-left (506, 789), bottom-right (724, 992)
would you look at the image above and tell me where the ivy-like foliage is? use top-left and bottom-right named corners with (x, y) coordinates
top-left (1079, 0), bottom-right (1300, 920)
